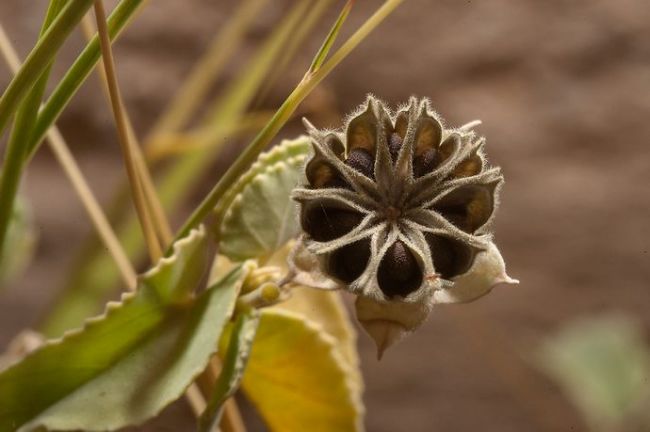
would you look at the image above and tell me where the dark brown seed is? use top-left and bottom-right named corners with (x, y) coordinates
top-left (432, 184), bottom-right (495, 233)
top-left (377, 240), bottom-right (423, 298)
top-left (345, 148), bottom-right (375, 179)
top-left (388, 132), bottom-right (403, 162)
top-left (322, 174), bottom-right (350, 190)
top-left (434, 203), bottom-right (470, 232)
top-left (301, 205), bottom-right (363, 242)
top-left (425, 233), bottom-right (477, 280)
top-left (329, 239), bottom-right (371, 283)
top-left (413, 148), bottom-right (438, 178)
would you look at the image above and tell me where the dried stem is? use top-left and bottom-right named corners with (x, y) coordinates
top-left (146, 0), bottom-right (269, 143)
top-left (80, 14), bottom-right (173, 246)
top-left (93, 0), bottom-right (161, 261)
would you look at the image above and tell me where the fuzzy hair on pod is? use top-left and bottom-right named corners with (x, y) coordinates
top-left (289, 95), bottom-right (517, 356)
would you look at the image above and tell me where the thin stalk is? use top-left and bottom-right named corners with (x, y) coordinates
top-left (0, 23), bottom-right (137, 287)
top-left (0, 0), bottom-right (94, 138)
top-left (185, 384), bottom-right (207, 417)
top-left (45, 128), bottom-right (138, 288)
top-left (252, 0), bottom-right (333, 108)
top-left (93, 5), bottom-right (229, 423)
top-left (175, 0), bottom-right (405, 243)
top-left (93, 0), bottom-right (161, 261)
top-left (194, 0), bottom-right (310, 151)
top-left (26, 0), bottom-right (147, 160)
top-left (307, 0), bottom-right (355, 74)
top-left (222, 400), bottom-right (247, 432)
top-left (147, 111), bottom-right (272, 160)
top-left (197, 359), bottom-right (246, 432)
top-left (146, 0), bottom-right (269, 145)
top-left (80, 13), bottom-right (173, 246)
top-left (0, 0), bottom-right (68, 265)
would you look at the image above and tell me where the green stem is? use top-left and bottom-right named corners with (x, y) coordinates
top-left (198, 310), bottom-right (260, 432)
top-left (38, 0), bottom-right (298, 335)
top-left (174, 0), bottom-right (405, 244)
top-left (0, 0), bottom-right (93, 138)
top-left (26, 0), bottom-right (146, 160)
top-left (0, 0), bottom-right (69, 263)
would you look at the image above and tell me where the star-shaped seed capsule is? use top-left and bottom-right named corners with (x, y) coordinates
top-left (290, 96), bottom-right (517, 357)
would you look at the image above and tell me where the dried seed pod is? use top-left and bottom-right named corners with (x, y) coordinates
top-left (433, 241), bottom-right (518, 304)
top-left (290, 95), bottom-right (515, 354)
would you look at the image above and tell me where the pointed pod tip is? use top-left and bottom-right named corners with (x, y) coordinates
top-left (301, 117), bottom-right (318, 133)
top-left (459, 119), bottom-right (483, 131)
top-left (498, 274), bottom-right (520, 286)
top-left (361, 319), bottom-right (408, 360)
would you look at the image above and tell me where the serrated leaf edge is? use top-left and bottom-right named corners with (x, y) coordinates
top-left (220, 154), bottom-right (307, 246)
top-left (35, 226), bottom-right (206, 348)
top-left (3, 226), bottom-right (244, 432)
top-left (140, 224), bottom-right (206, 280)
top-left (214, 135), bottom-right (310, 221)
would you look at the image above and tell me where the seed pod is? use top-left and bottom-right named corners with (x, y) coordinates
top-left (290, 95), bottom-right (514, 354)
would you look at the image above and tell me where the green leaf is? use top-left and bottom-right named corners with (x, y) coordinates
top-left (199, 310), bottom-right (260, 432)
top-left (0, 227), bottom-right (245, 432)
top-left (241, 309), bottom-right (364, 432)
top-left (217, 136), bottom-right (310, 260)
top-left (537, 314), bottom-right (650, 432)
top-left (0, 196), bottom-right (36, 287)
top-left (40, 2), bottom-right (307, 335)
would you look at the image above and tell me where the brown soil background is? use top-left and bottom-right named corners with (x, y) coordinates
top-left (1, 1), bottom-right (649, 431)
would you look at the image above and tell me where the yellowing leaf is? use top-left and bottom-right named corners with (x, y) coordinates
top-left (242, 309), bottom-right (364, 432)
top-left (0, 227), bottom-right (245, 432)
top-left (274, 286), bottom-right (361, 389)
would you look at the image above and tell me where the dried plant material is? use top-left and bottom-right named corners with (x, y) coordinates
top-left (291, 95), bottom-right (515, 353)
top-left (433, 241), bottom-right (518, 304)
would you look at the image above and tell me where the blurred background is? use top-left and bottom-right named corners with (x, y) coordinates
top-left (1, 0), bottom-right (649, 431)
